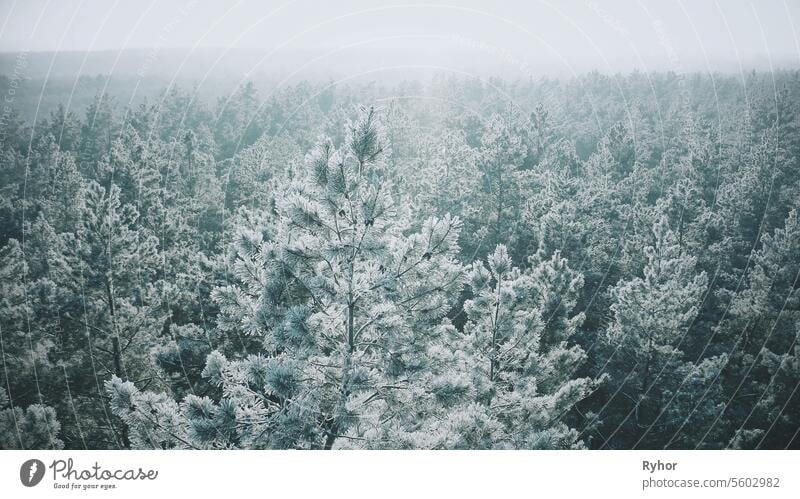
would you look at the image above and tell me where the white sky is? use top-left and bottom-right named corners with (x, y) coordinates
top-left (1, 0), bottom-right (799, 74)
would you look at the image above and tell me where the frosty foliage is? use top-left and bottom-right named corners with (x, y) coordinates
top-left (100, 108), bottom-right (598, 449)
top-left (3, 73), bottom-right (799, 450)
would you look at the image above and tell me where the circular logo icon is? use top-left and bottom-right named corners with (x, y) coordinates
top-left (20, 459), bottom-right (45, 487)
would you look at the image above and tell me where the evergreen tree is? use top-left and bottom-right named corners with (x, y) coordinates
top-left (393, 245), bottom-right (599, 449)
top-left (108, 107), bottom-right (464, 449)
top-left (720, 209), bottom-right (800, 448)
top-left (598, 213), bottom-right (727, 448)
top-left (0, 387), bottom-right (64, 450)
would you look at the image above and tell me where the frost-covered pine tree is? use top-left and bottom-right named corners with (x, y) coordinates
top-left (107, 107), bottom-right (464, 449)
top-left (607, 213), bottom-right (708, 390)
top-left (0, 387), bottom-right (64, 449)
top-left (600, 213), bottom-right (727, 448)
top-left (64, 180), bottom-right (167, 448)
top-left (470, 113), bottom-right (534, 259)
top-left (722, 209), bottom-right (800, 448)
top-left (393, 244), bottom-right (598, 449)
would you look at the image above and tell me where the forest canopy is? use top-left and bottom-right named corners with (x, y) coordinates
top-left (0, 71), bottom-right (798, 449)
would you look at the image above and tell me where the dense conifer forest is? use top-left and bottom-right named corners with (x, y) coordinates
top-left (1, 71), bottom-right (798, 449)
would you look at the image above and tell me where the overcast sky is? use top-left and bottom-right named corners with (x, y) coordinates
top-left (1, 0), bottom-right (799, 76)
